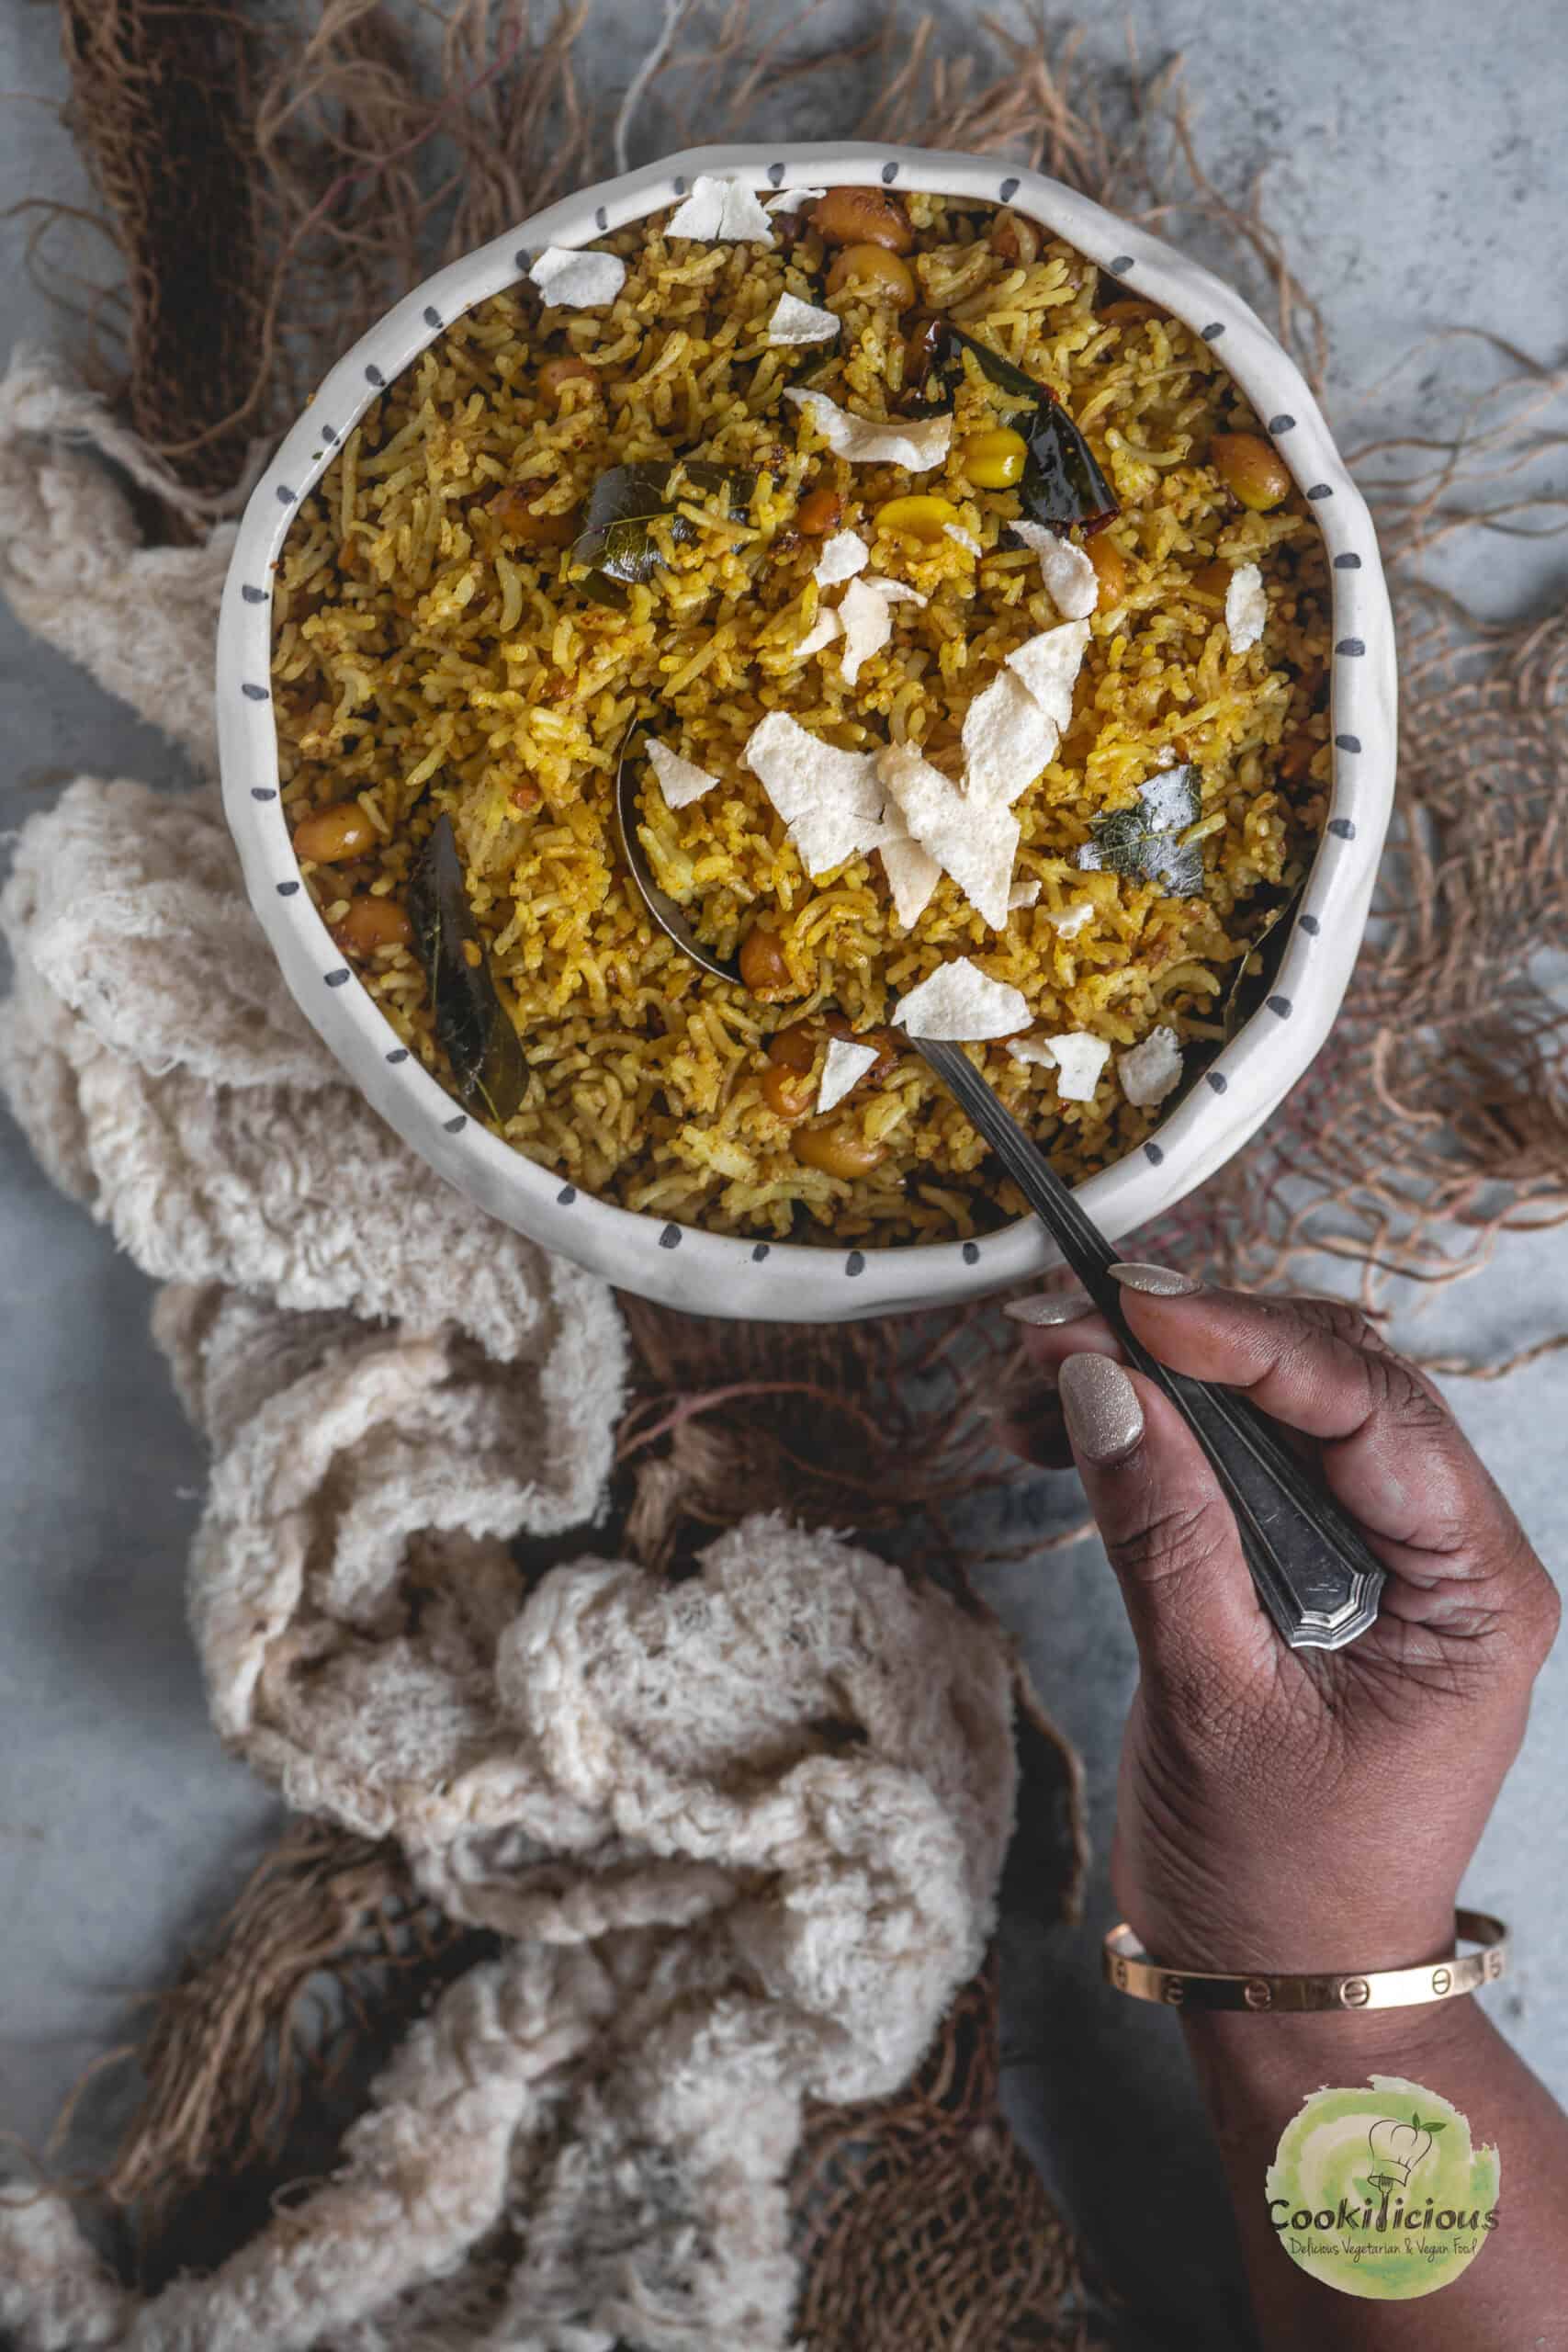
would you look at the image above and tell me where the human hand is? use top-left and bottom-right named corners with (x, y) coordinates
top-left (1004, 1272), bottom-right (1560, 1974)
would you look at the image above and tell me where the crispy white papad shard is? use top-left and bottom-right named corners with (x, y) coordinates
top-left (837, 575), bottom-right (926, 686)
top-left (1048, 899), bottom-right (1095, 937)
top-left (646, 739), bottom-right (721, 810)
top-left (785, 388), bottom-right (953, 471)
top-left (818, 1035), bottom-right (881, 1114)
top-left (960, 671), bottom-right (1057, 806)
top-left (959, 620), bottom-right (1090, 805)
top-left (1010, 522), bottom-right (1099, 618)
top-left (878, 833), bottom-right (942, 929)
top-left (743, 710), bottom-right (888, 877)
top-left (763, 186), bottom-right (827, 212)
top-left (528, 246), bottom-right (627, 308)
top-left (895, 956), bottom-right (1031, 1041)
top-left (665, 175), bottom-right (775, 243)
top-left (812, 529), bottom-right (869, 586)
top-left (1005, 618), bottom-right (1091, 736)
top-left (767, 292), bottom-right (840, 345)
top-left (794, 606), bottom-right (843, 659)
top-left (1008, 1030), bottom-right (1110, 1099)
top-left (1008, 876), bottom-right (1042, 910)
top-left (1225, 561), bottom-right (1267, 652)
top-left (877, 742), bottom-right (1018, 930)
top-left (1119, 1023), bottom-right (1184, 1106)
top-left (1046, 1031), bottom-right (1112, 1098)
top-left (943, 522), bottom-right (984, 557)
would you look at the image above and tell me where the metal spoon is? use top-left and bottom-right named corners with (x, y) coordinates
top-left (615, 737), bottom-right (1384, 1650)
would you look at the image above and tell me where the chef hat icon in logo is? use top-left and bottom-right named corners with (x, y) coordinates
top-left (1367, 2112), bottom-right (1442, 2188)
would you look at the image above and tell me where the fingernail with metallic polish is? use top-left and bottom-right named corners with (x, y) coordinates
top-left (1003, 1290), bottom-right (1094, 1328)
top-left (1108, 1261), bottom-right (1202, 1296)
top-left (1058, 1352), bottom-right (1145, 1464)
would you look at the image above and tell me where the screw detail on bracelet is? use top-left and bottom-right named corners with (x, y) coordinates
top-left (1101, 1910), bottom-right (1509, 2013)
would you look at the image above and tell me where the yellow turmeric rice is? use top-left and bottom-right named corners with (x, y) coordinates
top-left (271, 181), bottom-right (1330, 1246)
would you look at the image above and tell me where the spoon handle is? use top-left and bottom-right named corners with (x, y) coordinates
top-left (914, 1038), bottom-right (1384, 1651)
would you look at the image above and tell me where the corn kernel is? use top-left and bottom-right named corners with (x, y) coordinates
top-left (959, 427), bottom-right (1029, 490)
top-left (875, 493), bottom-right (963, 543)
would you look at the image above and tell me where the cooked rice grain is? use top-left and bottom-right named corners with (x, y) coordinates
top-left (272, 191), bottom-right (1330, 1244)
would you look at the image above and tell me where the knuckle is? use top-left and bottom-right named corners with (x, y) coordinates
top-left (1289, 1295), bottom-right (1391, 1357)
top-left (1356, 1345), bottom-right (1452, 1438)
top-left (1111, 1494), bottom-right (1234, 1593)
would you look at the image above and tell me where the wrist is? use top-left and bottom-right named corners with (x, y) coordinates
top-left (1179, 1996), bottom-right (1487, 2185)
top-left (1181, 1984), bottom-right (1482, 2083)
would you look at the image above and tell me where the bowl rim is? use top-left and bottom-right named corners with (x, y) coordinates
top-left (217, 138), bottom-right (1396, 1323)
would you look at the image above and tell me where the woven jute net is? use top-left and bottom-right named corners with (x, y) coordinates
top-left (17, 1), bottom-right (1566, 2342)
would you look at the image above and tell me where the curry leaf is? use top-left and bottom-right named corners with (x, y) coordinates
top-left (570, 459), bottom-right (757, 594)
top-left (929, 323), bottom-right (1119, 534)
top-left (572, 461), bottom-right (678, 586)
top-left (409, 812), bottom-right (528, 1125)
top-left (1077, 765), bottom-right (1203, 896)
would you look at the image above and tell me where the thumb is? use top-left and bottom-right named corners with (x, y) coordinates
top-left (1057, 1352), bottom-right (1277, 1690)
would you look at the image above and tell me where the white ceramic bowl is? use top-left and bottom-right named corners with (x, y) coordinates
top-left (218, 140), bottom-right (1395, 1322)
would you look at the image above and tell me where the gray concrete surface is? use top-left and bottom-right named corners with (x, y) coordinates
top-left (2, 3), bottom-right (1565, 2344)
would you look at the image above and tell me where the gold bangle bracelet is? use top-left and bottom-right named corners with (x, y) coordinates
top-left (1102, 1909), bottom-right (1509, 2014)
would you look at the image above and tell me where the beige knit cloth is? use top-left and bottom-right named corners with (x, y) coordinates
top-left (0, 354), bottom-right (1025, 2351)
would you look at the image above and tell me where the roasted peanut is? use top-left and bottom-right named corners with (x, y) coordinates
top-left (536, 355), bottom-right (598, 407)
top-left (292, 800), bottom-right (377, 864)
top-left (1210, 432), bottom-right (1292, 513)
top-left (767, 1021), bottom-right (817, 1074)
top-left (739, 923), bottom-right (797, 1001)
top-left (791, 1123), bottom-right (887, 1179)
top-left (768, 1014), bottom-right (898, 1085)
top-left (825, 242), bottom-right (917, 305)
top-left (489, 486), bottom-right (579, 546)
top-left (808, 185), bottom-right (913, 254)
top-left (333, 894), bottom-right (412, 955)
top-left (761, 1061), bottom-right (815, 1122)
top-left (795, 484), bottom-right (844, 537)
